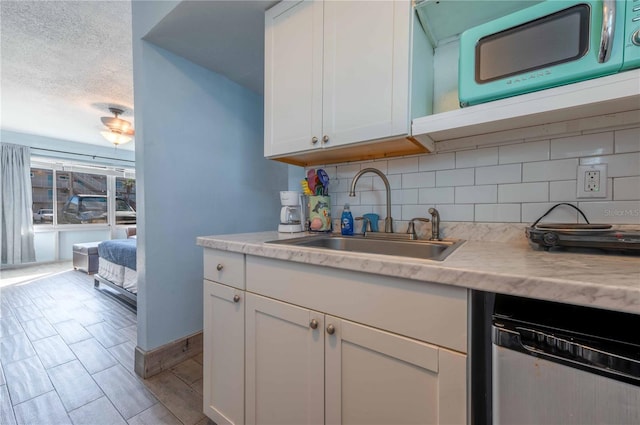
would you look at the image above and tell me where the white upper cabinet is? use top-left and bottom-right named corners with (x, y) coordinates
top-left (264, 0), bottom-right (412, 159)
top-left (322, 0), bottom-right (410, 148)
top-left (264, 0), bottom-right (323, 158)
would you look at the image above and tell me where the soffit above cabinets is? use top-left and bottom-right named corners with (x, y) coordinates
top-left (143, 1), bottom-right (278, 95)
top-left (415, 0), bottom-right (543, 46)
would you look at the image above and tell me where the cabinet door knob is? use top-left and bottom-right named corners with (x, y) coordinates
top-left (216, 264), bottom-right (223, 271)
top-left (322, 135), bottom-right (329, 144)
top-left (309, 319), bottom-right (318, 329)
top-left (233, 295), bottom-right (240, 303)
top-left (326, 324), bottom-right (335, 335)
top-left (311, 136), bottom-right (319, 145)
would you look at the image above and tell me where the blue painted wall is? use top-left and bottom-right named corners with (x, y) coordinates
top-left (132, 2), bottom-right (288, 351)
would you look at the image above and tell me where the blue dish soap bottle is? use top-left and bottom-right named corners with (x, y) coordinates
top-left (341, 204), bottom-right (354, 236)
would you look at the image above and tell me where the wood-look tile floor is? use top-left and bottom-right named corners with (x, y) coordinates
top-left (0, 262), bottom-right (212, 425)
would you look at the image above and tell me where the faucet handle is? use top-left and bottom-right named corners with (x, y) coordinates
top-left (406, 217), bottom-right (430, 240)
top-left (355, 216), bottom-right (372, 234)
top-left (427, 208), bottom-right (441, 241)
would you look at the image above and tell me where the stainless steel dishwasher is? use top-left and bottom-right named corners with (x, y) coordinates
top-left (492, 294), bottom-right (640, 424)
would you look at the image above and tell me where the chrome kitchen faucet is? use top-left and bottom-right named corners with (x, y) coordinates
top-left (349, 168), bottom-right (393, 233)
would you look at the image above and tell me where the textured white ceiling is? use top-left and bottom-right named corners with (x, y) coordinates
top-left (1, 1), bottom-right (135, 150)
top-left (1, 1), bottom-right (282, 152)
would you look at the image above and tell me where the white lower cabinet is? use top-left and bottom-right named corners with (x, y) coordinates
top-left (203, 280), bottom-right (245, 425)
top-left (245, 293), bottom-right (324, 425)
top-left (325, 317), bottom-right (467, 425)
top-left (203, 249), bottom-right (468, 424)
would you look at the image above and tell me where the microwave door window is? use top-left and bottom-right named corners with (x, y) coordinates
top-left (476, 4), bottom-right (590, 83)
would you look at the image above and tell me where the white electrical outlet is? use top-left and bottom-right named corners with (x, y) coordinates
top-left (577, 164), bottom-right (607, 198)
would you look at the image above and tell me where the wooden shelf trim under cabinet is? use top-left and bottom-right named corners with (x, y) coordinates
top-left (268, 135), bottom-right (430, 167)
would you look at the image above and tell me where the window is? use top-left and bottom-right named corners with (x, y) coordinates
top-left (57, 171), bottom-right (107, 224)
top-left (116, 177), bottom-right (137, 212)
top-left (30, 161), bottom-right (135, 226)
top-left (31, 168), bottom-right (53, 225)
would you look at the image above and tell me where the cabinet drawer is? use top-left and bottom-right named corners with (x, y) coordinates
top-left (204, 249), bottom-right (245, 289)
top-left (246, 255), bottom-right (467, 353)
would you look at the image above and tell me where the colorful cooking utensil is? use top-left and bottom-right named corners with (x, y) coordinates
top-left (307, 169), bottom-right (317, 193)
top-left (301, 180), bottom-right (313, 195)
top-left (317, 169), bottom-right (329, 195)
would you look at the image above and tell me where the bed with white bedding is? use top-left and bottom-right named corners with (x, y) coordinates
top-left (95, 238), bottom-right (137, 305)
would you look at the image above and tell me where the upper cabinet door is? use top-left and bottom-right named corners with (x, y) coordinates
top-left (322, 0), bottom-right (411, 149)
top-left (265, 0), bottom-right (323, 157)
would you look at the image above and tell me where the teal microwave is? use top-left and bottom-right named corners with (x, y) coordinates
top-left (458, 0), bottom-right (640, 107)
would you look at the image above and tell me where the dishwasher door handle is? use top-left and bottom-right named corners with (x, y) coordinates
top-left (493, 325), bottom-right (640, 384)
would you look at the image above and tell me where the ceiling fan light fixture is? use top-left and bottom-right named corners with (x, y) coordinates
top-left (101, 107), bottom-right (134, 146)
top-left (100, 130), bottom-right (133, 145)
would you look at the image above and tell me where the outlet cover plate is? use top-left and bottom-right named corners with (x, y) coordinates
top-left (577, 164), bottom-right (607, 198)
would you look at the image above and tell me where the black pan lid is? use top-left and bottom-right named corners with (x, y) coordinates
top-left (535, 223), bottom-right (612, 230)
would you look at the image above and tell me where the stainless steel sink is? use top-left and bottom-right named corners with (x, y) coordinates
top-left (266, 234), bottom-right (464, 261)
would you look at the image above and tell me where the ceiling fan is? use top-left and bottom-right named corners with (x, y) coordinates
top-left (101, 107), bottom-right (135, 146)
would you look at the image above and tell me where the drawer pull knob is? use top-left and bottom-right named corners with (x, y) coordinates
top-left (216, 264), bottom-right (223, 271)
top-left (309, 319), bottom-right (318, 329)
top-left (326, 324), bottom-right (335, 335)
top-left (233, 295), bottom-right (240, 303)
top-left (322, 135), bottom-right (329, 144)
top-left (311, 136), bottom-right (319, 145)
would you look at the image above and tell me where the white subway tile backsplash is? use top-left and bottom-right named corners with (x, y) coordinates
top-left (436, 168), bottom-right (474, 187)
top-left (434, 204), bottom-right (475, 222)
top-left (499, 182), bottom-right (548, 203)
top-left (499, 140), bottom-right (549, 164)
top-left (550, 180), bottom-right (578, 202)
top-left (476, 164), bottom-right (521, 185)
top-left (550, 132), bottom-right (614, 159)
top-left (351, 205), bottom-right (394, 220)
top-left (614, 176), bottom-right (640, 201)
top-left (388, 157), bottom-right (420, 174)
top-left (521, 203), bottom-right (579, 224)
top-left (360, 190), bottom-right (387, 205)
top-left (333, 192), bottom-right (355, 207)
top-left (577, 201), bottom-right (640, 224)
top-left (335, 163), bottom-right (361, 178)
top-left (402, 172), bottom-right (435, 188)
top-left (615, 128), bottom-right (640, 154)
top-left (581, 152), bottom-right (640, 177)
top-left (345, 175), bottom-right (373, 192)
top-left (418, 187), bottom-right (455, 204)
top-left (363, 161), bottom-right (388, 174)
top-left (455, 147), bottom-right (498, 169)
top-left (373, 174), bottom-right (401, 190)
top-left (323, 125), bottom-right (639, 225)
top-left (332, 176), bottom-right (351, 193)
top-left (522, 159), bottom-right (579, 182)
top-left (402, 204), bottom-right (430, 220)
top-left (475, 204), bottom-right (521, 222)
top-left (419, 152), bottom-right (455, 171)
top-left (391, 189), bottom-right (419, 205)
top-left (455, 185), bottom-right (497, 204)
top-left (391, 205), bottom-right (402, 222)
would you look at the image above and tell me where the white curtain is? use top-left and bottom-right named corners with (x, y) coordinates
top-left (1, 143), bottom-right (36, 265)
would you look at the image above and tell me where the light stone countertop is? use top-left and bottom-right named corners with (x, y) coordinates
top-left (197, 231), bottom-right (640, 315)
